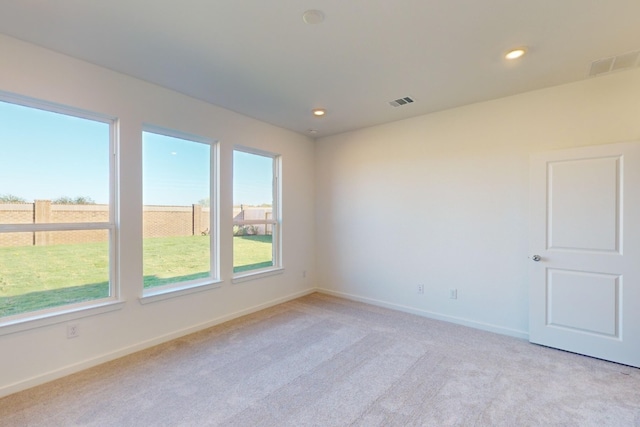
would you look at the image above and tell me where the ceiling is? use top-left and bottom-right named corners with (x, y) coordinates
top-left (1, 1), bottom-right (639, 138)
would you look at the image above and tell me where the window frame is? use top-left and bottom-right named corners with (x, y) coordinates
top-left (232, 146), bottom-right (282, 282)
top-left (140, 125), bottom-right (220, 303)
top-left (0, 91), bottom-right (122, 333)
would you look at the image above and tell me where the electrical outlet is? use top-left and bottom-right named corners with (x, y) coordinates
top-left (449, 289), bottom-right (458, 300)
top-left (417, 284), bottom-right (424, 294)
top-left (67, 323), bottom-right (80, 339)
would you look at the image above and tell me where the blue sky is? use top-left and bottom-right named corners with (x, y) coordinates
top-left (1, 100), bottom-right (273, 206)
top-left (0, 101), bottom-right (110, 203)
top-left (143, 131), bottom-right (210, 205)
top-left (233, 150), bottom-right (273, 206)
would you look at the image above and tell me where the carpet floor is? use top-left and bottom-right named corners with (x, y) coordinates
top-left (1, 293), bottom-right (639, 426)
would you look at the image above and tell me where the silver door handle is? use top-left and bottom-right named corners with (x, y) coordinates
top-left (531, 255), bottom-right (541, 262)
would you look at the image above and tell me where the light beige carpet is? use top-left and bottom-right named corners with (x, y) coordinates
top-left (1, 293), bottom-right (639, 426)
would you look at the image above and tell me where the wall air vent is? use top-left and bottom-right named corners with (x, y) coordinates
top-left (588, 51), bottom-right (640, 77)
top-left (389, 96), bottom-right (415, 107)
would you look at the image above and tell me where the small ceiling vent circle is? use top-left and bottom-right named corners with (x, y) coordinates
top-left (302, 10), bottom-right (324, 25)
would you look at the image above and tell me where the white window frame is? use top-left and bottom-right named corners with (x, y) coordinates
top-left (140, 125), bottom-right (220, 304)
top-left (232, 146), bottom-right (282, 282)
top-left (0, 91), bottom-right (123, 334)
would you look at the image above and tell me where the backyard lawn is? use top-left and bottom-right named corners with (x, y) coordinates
top-left (233, 234), bottom-right (273, 273)
top-left (0, 234), bottom-right (273, 317)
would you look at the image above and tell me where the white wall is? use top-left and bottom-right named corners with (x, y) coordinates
top-left (0, 35), bottom-right (316, 397)
top-left (3, 30), bottom-right (640, 398)
top-left (315, 67), bottom-right (640, 337)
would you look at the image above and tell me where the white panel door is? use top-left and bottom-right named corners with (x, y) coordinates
top-left (529, 141), bottom-right (640, 367)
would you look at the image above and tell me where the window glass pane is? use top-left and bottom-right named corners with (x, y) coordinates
top-left (233, 151), bottom-right (273, 207)
top-left (233, 229), bottom-right (274, 273)
top-left (233, 150), bottom-right (275, 273)
top-left (143, 131), bottom-right (211, 288)
top-left (0, 101), bottom-right (110, 217)
top-left (0, 99), bottom-right (113, 321)
top-left (143, 235), bottom-right (210, 288)
top-left (0, 230), bottom-right (110, 318)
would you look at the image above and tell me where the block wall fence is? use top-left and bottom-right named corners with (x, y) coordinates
top-left (0, 201), bottom-right (238, 247)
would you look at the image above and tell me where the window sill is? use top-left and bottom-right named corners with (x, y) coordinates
top-left (0, 299), bottom-right (125, 337)
top-left (139, 279), bottom-right (223, 305)
top-left (232, 267), bottom-right (284, 284)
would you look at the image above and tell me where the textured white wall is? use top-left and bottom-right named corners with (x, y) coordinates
top-left (315, 67), bottom-right (640, 338)
top-left (0, 35), bottom-right (316, 396)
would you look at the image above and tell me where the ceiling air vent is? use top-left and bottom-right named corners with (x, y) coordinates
top-left (588, 51), bottom-right (640, 77)
top-left (389, 96), bottom-right (415, 107)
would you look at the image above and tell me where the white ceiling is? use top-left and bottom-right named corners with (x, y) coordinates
top-left (1, 1), bottom-right (639, 138)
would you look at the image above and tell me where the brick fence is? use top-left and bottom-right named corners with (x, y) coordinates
top-left (144, 204), bottom-right (211, 238)
top-left (0, 201), bottom-right (221, 247)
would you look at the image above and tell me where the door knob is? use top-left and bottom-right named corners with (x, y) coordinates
top-left (531, 255), bottom-right (541, 262)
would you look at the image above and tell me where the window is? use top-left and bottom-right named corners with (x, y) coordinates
top-left (142, 127), bottom-right (218, 295)
top-left (0, 96), bottom-right (116, 321)
top-left (233, 148), bottom-right (281, 276)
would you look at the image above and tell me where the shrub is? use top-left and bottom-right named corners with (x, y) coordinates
top-left (53, 196), bottom-right (96, 205)
top-left (233, 225), bottom-right (259, 236)
top-left (0, 194), bottom-right (27, 203)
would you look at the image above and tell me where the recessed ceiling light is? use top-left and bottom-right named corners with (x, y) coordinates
top-left (302, 10), bottom-right (324, 25)
top-left (505, 48), bottom-right (526, 60)
top-left (307, 129), bottom-right (318, 134)
top-left (312, 108), bottom-right (326, 117)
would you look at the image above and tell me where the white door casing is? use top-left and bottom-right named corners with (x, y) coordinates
top-left (529, 141), bottom-right (640, 368)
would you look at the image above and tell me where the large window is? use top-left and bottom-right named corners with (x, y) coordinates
top-left (0, 96), bottom-right (116, 320)
top-left (233, 148), bottom-right (281, 276)
top-left (142, 127), bottom-right (217, 294)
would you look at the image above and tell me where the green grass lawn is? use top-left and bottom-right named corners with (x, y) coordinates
top-left (0, 234), bottom-right (273, 318)
top-left (0, 240), bottom-right (110, 317)
top-left (233, 234), bottom-right (273, 273)
top-left (143, 235), bottom-right (210, 288)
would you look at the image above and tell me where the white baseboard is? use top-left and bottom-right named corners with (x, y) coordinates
top-left (0, 288), bottom-right (316, 398)
top-left (316, 288), bottom-right (529, 340)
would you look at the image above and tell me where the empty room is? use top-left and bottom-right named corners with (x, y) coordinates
top-left (1, 1), bottom-right (639, 425)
